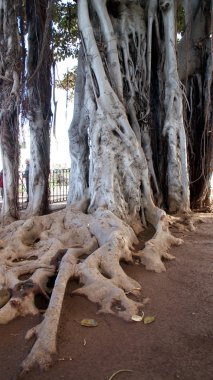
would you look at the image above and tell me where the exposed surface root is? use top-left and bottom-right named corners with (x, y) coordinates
top-left (0, 201), bottom-right (181, 372)
top-left (135, 213), bottom-right (182, 273)
top-left (168, 212), bottom-right (205, 233)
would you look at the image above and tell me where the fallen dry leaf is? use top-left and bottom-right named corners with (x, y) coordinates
top-left (80, 318), bottom-right (98, 327)
top-left (143, 315), bottom-right (156, 324)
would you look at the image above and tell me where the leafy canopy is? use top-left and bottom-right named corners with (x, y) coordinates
top-left (53, 0), bottom-right (79, 61)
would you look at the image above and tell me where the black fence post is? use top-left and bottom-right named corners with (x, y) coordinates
top-left (18, 168), bottom-right (70, 210)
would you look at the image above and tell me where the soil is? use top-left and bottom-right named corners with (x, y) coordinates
top-left (0, 212), bottom-right (212, 380)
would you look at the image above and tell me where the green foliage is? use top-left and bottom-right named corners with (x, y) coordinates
top-left (53, 0), bottom-right (79, 61)
top-left (56, 67), bottom-right (77, 98)
top-left (177, 5), bottom-right (185, 37)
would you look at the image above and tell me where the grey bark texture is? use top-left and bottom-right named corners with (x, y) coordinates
top-left (0, 0), bottom-right (21, 222)
top-left (26, 0), bottom-right (52, 216)
top-left (69, 0), bottom-right (212, 213)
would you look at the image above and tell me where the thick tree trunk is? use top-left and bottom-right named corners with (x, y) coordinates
top-left (160, 0), bottom-right (190, 212)
top-left (177, 0), bottom-right (213, 208)
top-left (0, 0), bottom-right (21, 222)
top-left (67, 48), bottom-right (90, 203)
top-left (69, 0), bottom-right (190, 218)
top-left (26, 0), bottom-right (52, 215)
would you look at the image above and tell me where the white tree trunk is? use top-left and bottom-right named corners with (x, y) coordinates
top-left (160, 0), bottom-right (190, 211)
top-left (28, 110), bottom-right (50, 215)
top-left (0, 0), bottom-right (20, 222)
top-left (67, 48), bottom-right (90, 203)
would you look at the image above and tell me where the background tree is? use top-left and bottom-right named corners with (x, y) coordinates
top-left (25, 0), bottom-right (78, 215)
top-left (26, 0), bottom-right (53, 215)
top-left (177, 0), bottom-right (212, 208)
top-left (0, 0), bottom-right (22, 222)
top-left (0, 0), bottom-right (78, 219)
top-left (0, 0), bottom-right (212, 375)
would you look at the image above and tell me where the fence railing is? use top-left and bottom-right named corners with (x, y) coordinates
top-left (49, 169), bottom-right (70, 204)
top-left (18, 168), bottom-right (70, 210)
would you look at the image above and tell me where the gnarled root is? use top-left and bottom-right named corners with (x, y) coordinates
top-left (20, 239), bottom-right (98, 374)
top-left (0, 203), bottom-right (181, 372)
top-left (137, 213), bottom-right (182, 273)
top-left (134, 195), bottom-right (183, 272)
top-left (168, 212), bottom-right (204, 232)
top-left (74, 209), bottom-right (143, 320)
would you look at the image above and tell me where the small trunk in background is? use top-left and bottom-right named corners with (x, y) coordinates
top-left (26, 0), bottom-right (52, 215)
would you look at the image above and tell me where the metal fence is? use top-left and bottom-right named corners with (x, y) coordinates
top-left (18, 168), bottom-right (70, 210)
top-left (49, 169), bottom-right (70, 204)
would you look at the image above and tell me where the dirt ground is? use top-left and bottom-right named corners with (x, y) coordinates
top-left (0, 212), bottom-right (212, 380)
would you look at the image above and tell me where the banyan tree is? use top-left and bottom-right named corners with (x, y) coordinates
top-left (0, 0), bottom-right (212, 374)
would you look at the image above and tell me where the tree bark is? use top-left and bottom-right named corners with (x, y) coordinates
top-left (67, 47), bottom-right (90, 203)
top-left (26, 0), bottom-right (52, 215)
top-left (177, 0), bottom-right (212, 208)
top-left (69, 0), bottom-right (191, 217)
top-left (160, 0), bottom-right (190, 212)
top-left (0, 0), bottom-right (21, 223)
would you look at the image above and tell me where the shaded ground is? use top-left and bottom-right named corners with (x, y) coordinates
top-left (0, 213), bottom-right (212, 380)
